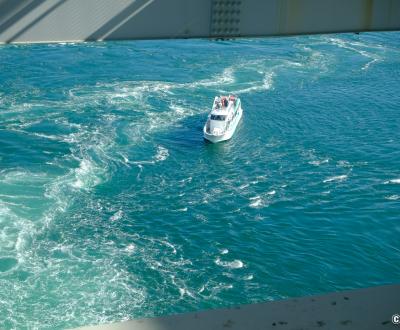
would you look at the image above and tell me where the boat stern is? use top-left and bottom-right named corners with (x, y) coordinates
top-left (203, 125), bottom-right (227, 143)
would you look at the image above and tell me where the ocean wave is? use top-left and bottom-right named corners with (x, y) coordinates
top-left (0, 200), bottom-right (36, 260)
top-left (71, 158), bottom-right (103, 190)
top-left (190, 67), bottom-right (236, 89)
top-left (220, 248), bottom-right (229, 255)
top-left (309, 159), bottom-right (329, 166)
top-left (154, 146), bottom-right (169, 162)
top-left (215, 257), bottom-right (244, 269)
top-left (125, 243), bottom-right (136, 253)
top-left (249, 195), bottom-right (263, 208)
top-left (323, 175), bottom-right (348, 183)
top-left (178, 287), bottom-right (196, 299)
top-left (326, 37), bottom-right (382, 70)
top-left (384, 178), bottom-right (400, 184)
top-left (249, 190), bottom-right (276, 208)
top-left (68, 66), bottom-right (235, 111)
top-left (296, 44), bottom-right (333, 74)
top-left (0, 170), bottom-right (49, 185)
top-left (385, 195), bottom-right (400, 201)
top-left (337, 160), bottom-right (353, 168)
top-left (228, 71), bottom-right (275, 95)
top-left (110, 210), bottom-right (124, 221)
top-left (68, 59), bottom-right (279, 110)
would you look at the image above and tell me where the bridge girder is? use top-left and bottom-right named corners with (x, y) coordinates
top-left (0, 0), bottom-right (399, 44)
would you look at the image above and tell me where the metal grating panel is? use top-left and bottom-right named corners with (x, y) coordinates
top-left (210, 0), bottom-right (242, 38)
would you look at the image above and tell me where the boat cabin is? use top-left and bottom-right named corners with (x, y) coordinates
top-left (207, 95), bottom-right (240, 134)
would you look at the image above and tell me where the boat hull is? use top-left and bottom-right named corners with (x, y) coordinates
top-left (203, 107), bottom-right (242, 143)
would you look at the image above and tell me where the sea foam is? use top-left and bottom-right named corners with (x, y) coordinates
top-left (215, 257), bottom-right (244, 269)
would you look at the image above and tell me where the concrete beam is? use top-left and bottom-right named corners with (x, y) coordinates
top-left (75, 284), bottom-right (400, 330)
top-left (0, 0), bottom-right (399, 43)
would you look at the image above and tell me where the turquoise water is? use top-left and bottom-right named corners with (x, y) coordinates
top-left (0, 32), bottom-right (400, 329)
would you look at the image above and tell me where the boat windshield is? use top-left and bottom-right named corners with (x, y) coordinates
top-left (211, 115), bottom-right (226, 121)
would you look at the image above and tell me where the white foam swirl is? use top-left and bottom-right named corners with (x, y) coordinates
top-left (215, 257), bottom-right (244, 269)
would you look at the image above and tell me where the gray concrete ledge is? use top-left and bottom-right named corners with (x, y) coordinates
top-left (75, 284), bottom-right (400, 330)
top-left (0, 0), bottom-right (399, 44)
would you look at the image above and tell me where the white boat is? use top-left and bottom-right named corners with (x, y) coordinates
top-left (203, 95), bottom-right (243, 143)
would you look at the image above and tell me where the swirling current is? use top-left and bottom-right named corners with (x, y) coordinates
top-left (0, 32), bottom-right (399, 329)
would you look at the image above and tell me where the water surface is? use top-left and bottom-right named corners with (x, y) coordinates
top-left (0, 32), bottom-right (399, 329)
